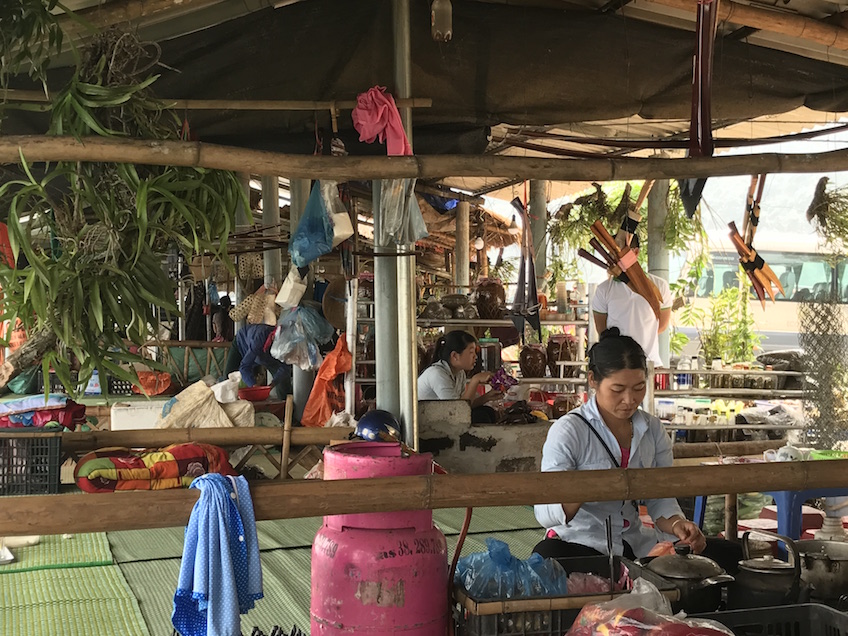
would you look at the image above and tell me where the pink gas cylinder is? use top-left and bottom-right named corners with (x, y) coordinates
top-left (311, 441), bottom-right (448, 634)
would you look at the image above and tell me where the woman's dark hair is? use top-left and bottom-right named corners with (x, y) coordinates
top-left (587, 327), bottom-right (647, 380)
top-left (432, 330), bottom-right (477, 365)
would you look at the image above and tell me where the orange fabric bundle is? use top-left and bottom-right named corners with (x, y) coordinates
top-left (301, 336), bottom-right (352, 427)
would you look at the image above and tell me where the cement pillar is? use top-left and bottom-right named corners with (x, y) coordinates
top-left (374, 181), bottom-right (401, 418)
top-left (647, 179), bottom-right (671, 368)
top-left (289, 179), bottom-right (315, 421)
top-left (455, 201), bottom-right (471, 291)
top-left (392, 0), bottom-right (418, 447)
top-left (233, 173), bottom-right (251, 334)
top-left (530, 180), bottom-right (548, 293)
top-left (261, 175), bottom-right (283, 290)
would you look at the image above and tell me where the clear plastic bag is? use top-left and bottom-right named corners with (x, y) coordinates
top-left (566, 578), bottom-right (734, 636)
top-left (290, 182), bottom-right (334, 267)
top-left (376, 178), bottom-right (428, 247)
top-left (270, 306), bottom-right (334, 371)
top-left (455, 538), bottom-right (565, 600)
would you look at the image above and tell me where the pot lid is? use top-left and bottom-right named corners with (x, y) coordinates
top-left (739, 554), bottom-right (794, 572)
top-left (646, 544), bottom-right (724, 580)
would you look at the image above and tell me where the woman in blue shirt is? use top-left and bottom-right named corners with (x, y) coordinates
top-left (534, 328), bottom-right (741, 571)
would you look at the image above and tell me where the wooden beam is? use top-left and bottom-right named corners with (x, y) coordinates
top-left (3, 135), bottom-right (848, 182)
top-left (646, 0), bottom-right (848, 52)
top-left (671, 439), bottom-right (783, 458)
top-left (65, 0), bottom-right (228, 32)
top-left (2, 460), bottom-right (847, 536)
top-left (61, 426), bottom-right (354, 453)
top-left (0, 90), bottom-right (433, 112)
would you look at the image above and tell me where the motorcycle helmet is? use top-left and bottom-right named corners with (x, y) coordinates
top-left (353, 409), bottom-right (402, 442)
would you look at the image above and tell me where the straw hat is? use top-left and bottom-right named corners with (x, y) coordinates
top-left (322, 277), bottom-right (347, 330)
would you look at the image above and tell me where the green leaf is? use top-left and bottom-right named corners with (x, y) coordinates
top-left (90, 279), bottom-right (104, 331)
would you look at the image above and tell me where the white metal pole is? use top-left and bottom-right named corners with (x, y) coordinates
top-left (455, 201), bottom-right (471, 292)
top-left (647, 179), bottom-right (671, 368)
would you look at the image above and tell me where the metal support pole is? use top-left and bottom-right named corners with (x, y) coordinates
top-left (289, 179), bottom-right (315, 422)
top-left (647, 179), bottom-right (671, 367)
top-left (392, 0), bottom-right (417, 447)
top-left (233, 172), bottom-right (251, 335)
top-left (261, 175), bottom-right (283, 291)
top-left (455, 201), bottom-right (470, 292)
top-left (374, 182), bottom-right (401, 420)
top-left (530, 180), bottom-right (548, 294)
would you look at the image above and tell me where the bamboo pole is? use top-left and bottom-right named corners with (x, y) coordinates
top-left (61, 425), bottom-right (353, 453)
top-left (0, 90), bottom-right (433, 112)
top-left (671, 439), bottom-right (782, 458)
top-left (3, 460), bottom-right (848, 536)
top-left (647, 0), bottom-right (848, 51)
top-left (5, 136), bottom-right (848, 182)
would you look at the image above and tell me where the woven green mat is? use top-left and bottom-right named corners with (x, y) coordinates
top-left (120, 527), bottom-right (541, 636)
top-left (109, 506), bottom-right (539, 564)
top-left (0, 532), bottom-right (112, 574)
top-left (1, 565), bottom-right (150, 636)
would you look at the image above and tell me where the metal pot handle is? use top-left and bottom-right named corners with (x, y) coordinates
top-left (693, 574), bottom-right (735, 589)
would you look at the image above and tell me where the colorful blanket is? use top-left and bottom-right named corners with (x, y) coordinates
top-left (74, 443), bottom-right (237, 493)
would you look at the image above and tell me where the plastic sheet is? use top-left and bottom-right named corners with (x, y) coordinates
top-left (376, 178), bottom-right (428, 246)
top-left (455, 538), bottom-right (568, 600)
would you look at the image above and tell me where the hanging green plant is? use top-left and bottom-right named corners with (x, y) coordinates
top-left (0, 29), bottom-right (247, 396)
top-left (0, 0), bottom-right (67, 91)
top-left (806, 176), bottom-right (848, 260)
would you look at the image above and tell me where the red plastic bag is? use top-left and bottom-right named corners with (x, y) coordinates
top-left (301, 336), bottom-right (352, 427)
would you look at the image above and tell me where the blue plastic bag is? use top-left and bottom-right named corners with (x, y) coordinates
top-left (455, 539), bottom-right (567, 600)
top-left (290, 182), bottom-right (334, 267)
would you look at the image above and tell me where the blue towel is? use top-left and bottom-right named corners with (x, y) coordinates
top-left (172, 474), bottom-right (263, 636)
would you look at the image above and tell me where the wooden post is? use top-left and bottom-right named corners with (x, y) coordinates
top-left (725, 493), bottom-right (739, 542)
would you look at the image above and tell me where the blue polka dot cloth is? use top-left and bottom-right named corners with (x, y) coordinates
top-left (172, 473), bottom-right (264, 636)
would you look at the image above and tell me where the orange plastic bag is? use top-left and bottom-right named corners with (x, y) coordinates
top-left (132, 371), bottom-right (173, 396)
top-left (301, 335), bottom-right (352, 427)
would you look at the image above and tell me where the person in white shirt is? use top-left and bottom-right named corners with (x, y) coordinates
top-left (533, 328), bottom-right (742, 573)
top-left (418, 330), bottom-right (503, 422)
top-left (592, 234), bottom-right (672, 368)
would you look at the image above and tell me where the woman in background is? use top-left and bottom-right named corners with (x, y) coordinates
top-left (418, 330), bottom-right (502, 423)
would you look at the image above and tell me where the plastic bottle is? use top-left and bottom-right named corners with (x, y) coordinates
top-left (677, 358), bottom-right (691, 391)
top-left (690, 356), bottom-right (700, 389)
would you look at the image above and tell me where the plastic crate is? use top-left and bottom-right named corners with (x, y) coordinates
top-left (454, 555), bottom-right (679, 636)
top-left (35, 369), bottom-right (80, 394)
top-left (697, 603), bottom-right (848, 636)
top-left (0, 430), bottom-right (61, 495)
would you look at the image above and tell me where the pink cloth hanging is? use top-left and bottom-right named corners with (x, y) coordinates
top-left (351, 86), bottom-right (412, 157)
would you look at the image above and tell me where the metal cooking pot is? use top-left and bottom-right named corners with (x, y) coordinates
top-left (644, 544), bottom-right (734, 614)
top-left (797, 539), bottom-right (848, 600)
top-left (728, 530), bottom-right (802, 609)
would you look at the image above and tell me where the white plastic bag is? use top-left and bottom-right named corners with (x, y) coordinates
top-left (211, 371), bottom-right (242, 403)
top-left (276, 267), bottom-right (307, 309)
top-left (321, 181), bottom-right (355, 247)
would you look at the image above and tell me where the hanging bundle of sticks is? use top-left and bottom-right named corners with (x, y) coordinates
top-left (577, 219), bottom-right (662, 319)
top-left (728, 174), bottom-right (784, 308)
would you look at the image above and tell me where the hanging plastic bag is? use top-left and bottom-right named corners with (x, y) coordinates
top-left (270, 306), bottom-right (334, 371)
top-left (376, 179), bottom-right (428, 247)
top-left (320, 181), bottom-right (355, 247)
top-left (290, 182), bottom-right (334, 267)
top-left (207, 279), bottom-right (220, 305)
top-left (276, 267), bottom-right (308, 309)
top-left (301, 336), bottom-right (353, 427)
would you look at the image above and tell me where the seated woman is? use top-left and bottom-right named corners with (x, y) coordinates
top-left (533, 328), bottom-right (741, 572)
top-left (417, 330), bottom-right (503, 423)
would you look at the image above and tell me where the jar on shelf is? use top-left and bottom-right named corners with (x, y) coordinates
top-left (710, 359), bottom-right (723, 389)
top-left (547, 334), bottom-right (578, 378)
top-left (475, 279), bottom-right (506, 320)
top-left (519, 344), bottom-right (548, 378)
top-left (731, 364), bottom-right (745, 389)
top-left (763, 365), bottom-right (777, 390)
top-left (477, 338), bottom-right (502, 374)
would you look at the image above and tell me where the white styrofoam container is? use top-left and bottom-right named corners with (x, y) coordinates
top-left (110, 399), bottom-right (173, 431)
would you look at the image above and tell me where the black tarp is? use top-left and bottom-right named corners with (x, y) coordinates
top-left (5, 0), bottom-right (848, 154)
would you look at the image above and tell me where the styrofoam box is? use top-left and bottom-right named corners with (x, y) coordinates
top-left (110, 399), bottom-right (172, 431)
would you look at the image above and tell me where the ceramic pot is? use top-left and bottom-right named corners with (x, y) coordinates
top-left (547, 334), bottom-right (578, 378)
top-left (476, 281), bottom-right (506, 320)
top-left (519, 344), bottom-right (548, 379)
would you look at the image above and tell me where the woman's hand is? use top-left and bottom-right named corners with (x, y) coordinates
top-left (670, 518), bottom-right (707, 554)
top-left (472, 371), bottom-right (493, 384)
